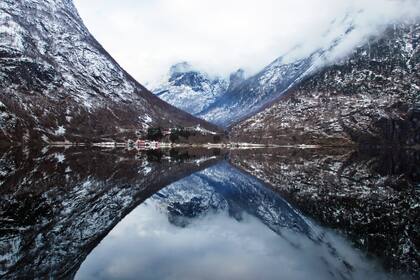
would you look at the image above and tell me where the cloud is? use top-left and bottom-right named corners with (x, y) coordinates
top-left (74, 0), bottom-right (420, 85)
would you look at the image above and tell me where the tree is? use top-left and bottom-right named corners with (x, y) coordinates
top-left (169, 128), bottom-right (190, 143)
top-left (146, 127), bottom-right (163, 141)
top-left (213, 135), bottom-right (221, 143)
top-left (169, 133), bottom-right (179, 143)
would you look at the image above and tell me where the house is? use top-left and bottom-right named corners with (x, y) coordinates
top-left (135, 139), bottom-right (160, 149)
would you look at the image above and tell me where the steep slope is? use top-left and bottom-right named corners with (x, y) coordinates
top-left (199, 55), bottom-right (318, 126)
top-left (231, 22), bottom-right (420, 146)
top-left (0, 0), bottom-right (219, 146)
top-left (153, 55), bottom-right (319, 127)
top-left (199, 15), bottom-right (358, 127)
top-left (152, 62), bottom-right (229, 116)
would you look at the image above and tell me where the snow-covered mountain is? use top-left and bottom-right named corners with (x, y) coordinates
top-left (198, 16), bottom-right (358, 127)
top-left (152, 62), bottom-right (229, 116)
top-left (151, 15), bottom-right (359, 128)
top-left (198, 55), bottom-right (317, 126)
top-left (231, 22), bottom-right (420, 146)
top-left (0, 0), bottom-right (219, 146)
top-left (153, 56), bottom-right (320, 127)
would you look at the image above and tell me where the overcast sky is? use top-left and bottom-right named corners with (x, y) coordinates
top-left (74, 0), bottom-right (420, 85)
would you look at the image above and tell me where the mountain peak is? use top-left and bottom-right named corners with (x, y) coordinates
top-left (153, 63), bottom-right (229, 116)
top-left (169, 62), bottom-right (194, 75)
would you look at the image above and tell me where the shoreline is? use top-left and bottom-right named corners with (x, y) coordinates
top-left (4, 141), bottom-right (419, 151)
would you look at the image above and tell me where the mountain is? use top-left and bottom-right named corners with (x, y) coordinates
top-left (152, 62), bottom-right (229, 116)
top-left (198, 55), bottom-right (317, 126)
top-left (198, 16), bottom-right (358, 127)
top-left (153, 54), bottom-right (322, 128)
top-left (231, 22), bottom-right (420, 146)
top-left (152, 14), bottom-right (356, 128)
top-left (0, 0), bottom-right (219, 146)
top-left (153, 54), bottom-right (325, 128)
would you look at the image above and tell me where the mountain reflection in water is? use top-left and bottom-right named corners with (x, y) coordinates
top-left (77, 162), bottom-right (389, 280)
top-left (0, 147), bottom-right (418, 279)
top-left (230, 148), bottom-right (420, 277)
top-left (0, 147), bottom-right (221, 279)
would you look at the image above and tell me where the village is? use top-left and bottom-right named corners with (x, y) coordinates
top-left (89, 124), bottom-right (271, 150)
top-left (92, 124), bottom-right (227, 150)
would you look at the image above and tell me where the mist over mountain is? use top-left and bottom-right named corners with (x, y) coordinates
top-left (75, 0), bottom-right (420, 84)
top-left (152, 7), bottom-right (417, 130)
top-left (231, 21), bottom-right (420, 147)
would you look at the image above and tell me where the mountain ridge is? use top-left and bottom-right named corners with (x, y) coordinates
top-left (0, 0), bottom-right (220, 146)
top-left (230, 21), bottom-right (420, 146)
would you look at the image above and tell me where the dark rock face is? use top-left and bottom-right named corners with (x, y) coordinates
top-left (230, 148), bottom-right (420, 277)
top-left (0, 0), bottom-right (219, 146)
top-left (0, 147), bottom-right (221, 279)
top-left (227, 69), bottom-right (246, 92)
top-left (231, 22), bottom-right (420, 146)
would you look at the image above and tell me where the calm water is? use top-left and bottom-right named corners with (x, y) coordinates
top-left (0, 147), bottom-right (418, 279)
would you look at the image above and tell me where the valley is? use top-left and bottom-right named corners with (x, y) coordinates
top-left (0, 0), bottom-right (419, 279)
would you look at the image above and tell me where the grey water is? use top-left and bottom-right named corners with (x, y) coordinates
top-left (0, 147), bottom-right (418, 279)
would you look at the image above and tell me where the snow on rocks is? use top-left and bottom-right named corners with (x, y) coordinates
top-left (0, 0), bottom-right (216, 145)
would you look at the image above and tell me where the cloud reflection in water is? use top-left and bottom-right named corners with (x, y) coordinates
top-left (76, 163), bottom-right (391, 280)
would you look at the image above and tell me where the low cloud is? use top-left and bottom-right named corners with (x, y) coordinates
top-left (74, 0), bottom-right (420, 84)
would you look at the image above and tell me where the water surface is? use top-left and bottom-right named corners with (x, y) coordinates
top-left (0, 147), bottom-right (418, 279)
top-left (76, 162), bottom-right (391, 280)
